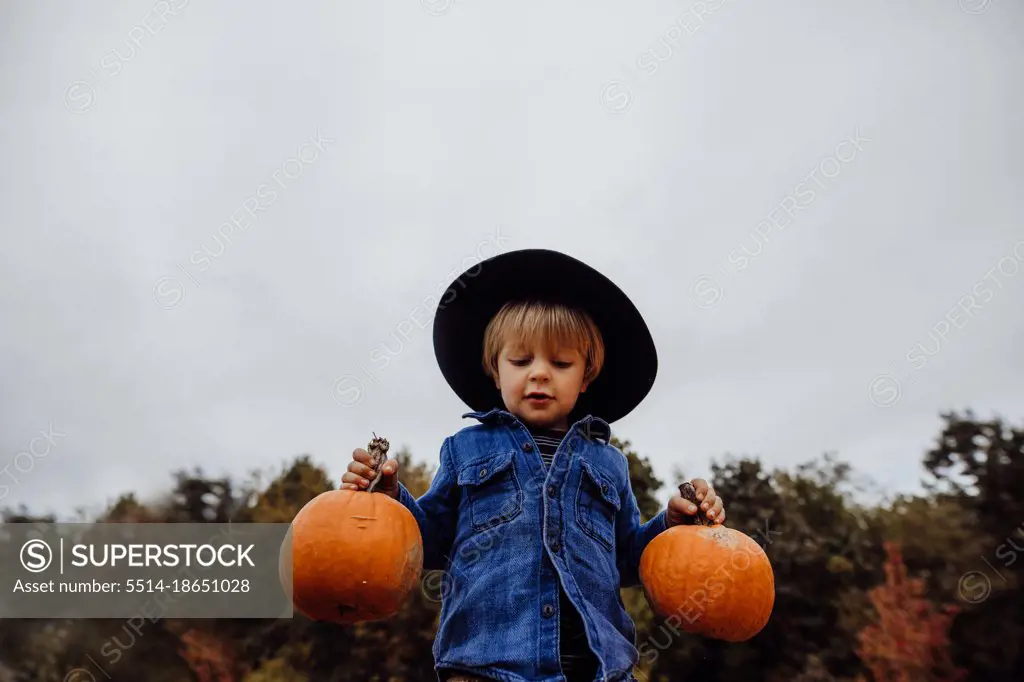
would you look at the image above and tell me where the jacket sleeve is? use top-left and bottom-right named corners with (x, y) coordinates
top-left (615, 477), bottom-right (668, 588)
top-left (396, 436), bottom-right (460, 571)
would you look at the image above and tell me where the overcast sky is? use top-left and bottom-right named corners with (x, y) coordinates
top-left (2, 0), bottom-right (1022, 520)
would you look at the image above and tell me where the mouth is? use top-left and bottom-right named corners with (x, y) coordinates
top-left (525, 393), bottom-right (553, 403)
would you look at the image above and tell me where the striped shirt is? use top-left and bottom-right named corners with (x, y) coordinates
top-left (531, 427), bottom-right (566, 468)
top-left (526, 425), bottom-right (599, 681)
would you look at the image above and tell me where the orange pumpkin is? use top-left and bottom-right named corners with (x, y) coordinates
top-left (639, 483), bottom-right (775, 642)
top-left (281, 436), bottom-right (423, 624)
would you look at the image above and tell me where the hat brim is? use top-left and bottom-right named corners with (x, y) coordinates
top-left (432, 249), bottom-right (657, 425)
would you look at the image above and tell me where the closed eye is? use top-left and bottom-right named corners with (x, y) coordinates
top-left (508, 357), bottom-right (572, 368)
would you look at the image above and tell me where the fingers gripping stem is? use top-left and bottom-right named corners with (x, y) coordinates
top-left (679, 482), bottom-right (711, 527)
top-left (366, 432), bottom-right (390, 493)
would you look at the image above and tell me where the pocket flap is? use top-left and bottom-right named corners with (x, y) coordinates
top-left (457, 450), bottom-right (516, 486)
top-left (579, 459), bottom-right (621, 510)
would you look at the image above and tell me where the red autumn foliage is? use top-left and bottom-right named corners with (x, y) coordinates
top-left (178, 628), bottom-right (242, 682)
top-left (856, 542), bottom-right (967, 682)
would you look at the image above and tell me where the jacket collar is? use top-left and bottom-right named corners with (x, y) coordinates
top-left (462, 407), bottom-right (611, 443)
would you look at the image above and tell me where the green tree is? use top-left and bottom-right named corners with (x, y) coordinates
top-left (921, 411), bottom-right (1024, 681)
top-left (613, 436), bottom-right (665, 681)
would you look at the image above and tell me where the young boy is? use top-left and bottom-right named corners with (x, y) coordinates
top-left (342, 249), bottom-right (726, 682)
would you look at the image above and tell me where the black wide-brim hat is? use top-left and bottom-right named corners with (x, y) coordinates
top-left (432, 248), bottom-right (657, 425)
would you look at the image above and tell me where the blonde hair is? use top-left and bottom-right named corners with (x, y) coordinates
top-left (482, 300), bottom-right (605, 386)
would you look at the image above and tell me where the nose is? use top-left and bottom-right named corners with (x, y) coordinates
top-left (528, 360), bottom-right (551, 382)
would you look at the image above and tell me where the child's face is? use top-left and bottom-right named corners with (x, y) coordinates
top-left (493, 336), bottom-right (589, 430)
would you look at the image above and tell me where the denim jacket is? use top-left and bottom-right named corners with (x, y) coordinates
top-left (396, 407), bottom-right (668, 682)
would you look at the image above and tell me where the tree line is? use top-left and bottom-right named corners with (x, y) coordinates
top-left (0, 409), bottom-right (1021, 681)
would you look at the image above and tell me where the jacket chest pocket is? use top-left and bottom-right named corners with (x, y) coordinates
top-left (575, 459), bottom-right (621, 551)
top-left (458, 450), bottom-right (524, 532)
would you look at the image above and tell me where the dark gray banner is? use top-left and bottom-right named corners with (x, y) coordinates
top-left (0, 523), bottom-right (293, 618)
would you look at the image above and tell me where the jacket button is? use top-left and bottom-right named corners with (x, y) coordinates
top-left (601, 483), bottom-right (609, 494)
top-left (522, 442), bottom-right (533, 452)
top-left (479, 468), bottom-right (488, 478)
top-left (542, 604), bottom-right (555, 618)
top-left (550, 541), bottom-right (560, 553)
top-left (547, 485), bottom-right (556, 498)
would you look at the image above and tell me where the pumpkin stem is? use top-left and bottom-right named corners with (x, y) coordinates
top-left (678, 482), bottom-right (712, 527)
top-left (366, 434), bottom-right (390, 493)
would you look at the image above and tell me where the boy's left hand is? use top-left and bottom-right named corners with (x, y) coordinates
top-left (666, 478), bottom-right (725, 527)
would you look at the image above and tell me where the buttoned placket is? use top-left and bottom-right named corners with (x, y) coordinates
top-left (540, 422), bottom-right (607, 680)
top-left (459, 409), bottom-right (615, 679)
top-left (543, 421), bottom-right (608, 681)
top-left (495, 418), bottom-right (562, 674)
top-left (498, 413), bottom-right (591, 678)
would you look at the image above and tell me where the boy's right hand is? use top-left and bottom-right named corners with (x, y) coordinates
top-left (341, 448), bottom-right (401, 500)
